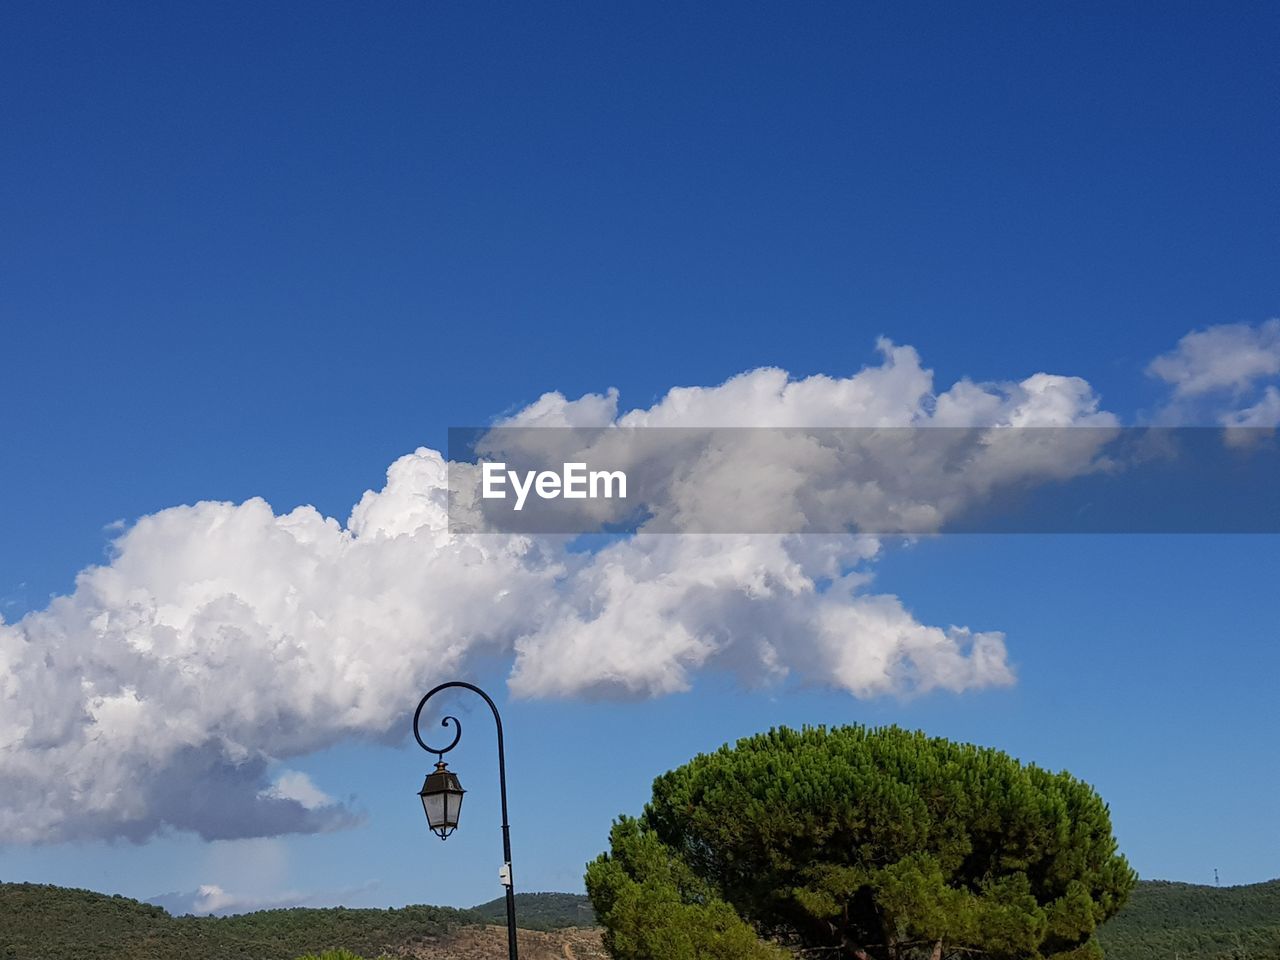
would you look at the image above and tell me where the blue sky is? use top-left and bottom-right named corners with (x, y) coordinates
top-left (1, 1), bottom-right (1277, 913)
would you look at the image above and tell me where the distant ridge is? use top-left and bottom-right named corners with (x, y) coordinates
top-left (0, 882), bottom-right (481, 960)
top-left (3, 878), bottom-right (1278, 959)
top-left (471, 891), bottom-right (597, 930)
top-left (1096, 878), bottom-right (1280, 960)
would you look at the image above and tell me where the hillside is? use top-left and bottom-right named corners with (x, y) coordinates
top-left (471, 892), bottom-right (597, 930)
top-left (1097, 879), bottom-right (1280, 960)
top-left (396, 924), bottom-right (606, 959)
top-left (480, 882), bottom-right (1280, 958)
top-left (0, 883), bottom-right (482, 960)
top-left (4, 879), bottom-right (1280, 959)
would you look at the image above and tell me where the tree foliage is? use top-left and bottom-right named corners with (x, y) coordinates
top-left (585, 817), bottom-right (788, 960)
top-left (588, 725), bottom-right (1136, 960)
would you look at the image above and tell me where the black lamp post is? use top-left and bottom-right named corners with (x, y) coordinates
top-left (413, 681), bottom-right (519, 960)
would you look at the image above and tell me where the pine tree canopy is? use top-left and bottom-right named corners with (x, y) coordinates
top-left (586, 725), bottom-right (1136, 960)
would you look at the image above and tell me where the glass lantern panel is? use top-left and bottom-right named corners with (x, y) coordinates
top-left (422, 791), bottom-right (447, 829)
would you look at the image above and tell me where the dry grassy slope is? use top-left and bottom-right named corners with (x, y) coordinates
top-left (395, 924), bottom-right (608, 960)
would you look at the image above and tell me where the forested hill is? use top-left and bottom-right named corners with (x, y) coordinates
top-left (1097, 878), bottom-right (1280, 960)
top-left (472, 891), bottom-right (598, 930)
top-left (3, 878), bottom-right (1280, 959)
top-left (0, 883), bottom-right (482, 960)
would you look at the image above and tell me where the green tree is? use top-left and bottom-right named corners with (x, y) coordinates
top-left (588, 725), bottom-right (1136, 960)
top-left (586, 817), bottom-right (788, 960)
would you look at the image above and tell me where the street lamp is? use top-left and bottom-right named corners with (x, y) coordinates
top-left (418, 761), bottom-right (465, 839)
top-left (412, 681), bottom-right (519, 960)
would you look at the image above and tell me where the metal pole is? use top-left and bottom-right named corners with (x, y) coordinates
top-left (413, 681), bottom-right (519, 960)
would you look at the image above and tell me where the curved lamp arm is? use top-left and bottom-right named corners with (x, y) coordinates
top-left (412, 680), bottom-right (518, 960)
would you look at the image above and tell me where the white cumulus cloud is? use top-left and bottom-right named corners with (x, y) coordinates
top-left (1, 339), bottom-right (1121, 844)
top-left (1147, 319), bottom-right (1280, 428)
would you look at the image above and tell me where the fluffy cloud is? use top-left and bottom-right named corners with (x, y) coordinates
top-left (1, 340), bottom-right (1118, 844)
top-left (1148, 319), bottom-right (1280, 428)
top-left (0, 457), bottom-right (559, 843)
top-left (506, 534), bottom-right (1014, 700)
top-left (1223, 385), bottom-right (1280, 429)
top-left (465, 350), bottom-right (1118, 535)
top-left (1148, 319), bottom-right (1280, 397)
